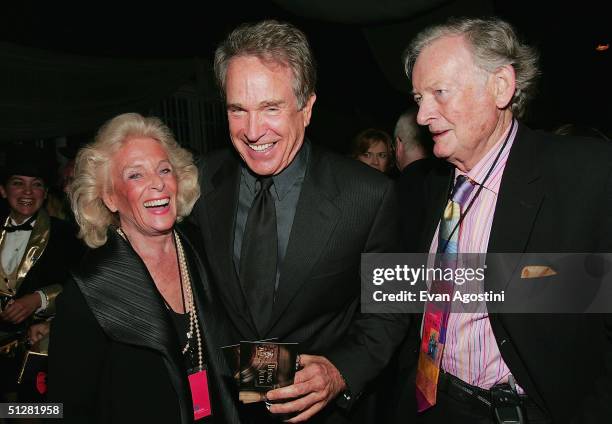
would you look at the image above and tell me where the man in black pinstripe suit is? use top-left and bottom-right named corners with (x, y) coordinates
top-left (190, 19), bottom-right (410, 424)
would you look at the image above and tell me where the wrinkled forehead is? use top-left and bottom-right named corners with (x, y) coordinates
top-left (413, 35), bottom-right (479, 82)
top-left (114, 137), bottom-right (168, 164)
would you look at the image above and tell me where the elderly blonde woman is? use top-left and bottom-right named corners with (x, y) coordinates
top-left (48, 113), bottom-right (239, 423)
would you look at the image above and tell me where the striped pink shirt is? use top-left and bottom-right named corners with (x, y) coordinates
top-left (430, 120), bottom-right (521, 390)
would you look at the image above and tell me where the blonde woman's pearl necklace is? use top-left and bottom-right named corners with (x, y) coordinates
top-left (116, 227), bottom-right (203, 371)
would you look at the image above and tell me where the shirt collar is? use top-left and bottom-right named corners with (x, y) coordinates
top-left (8, 216), bottom-right (37, 228)
top-left (457, 119), bottom-right (518, 195)
top-left (241, 140), bottom-right (310, 200)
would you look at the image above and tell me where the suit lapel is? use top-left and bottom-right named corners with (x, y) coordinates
top-left (485, 125), bottom-right (547, 411)
top-left (11, 210), bottom-right (51, 293)
top-left (201, 158), bottom-right (240, 289)
top-left (73, 231), bottom-right (181, 364)
top-left (267, 148), bottom-right (341, 333)
top-left (200, 155), bottom-right (259, 338)
top-left (420, 126), bottom-right (545, 255)
top-left (487, 125), bottom-right (544, 279)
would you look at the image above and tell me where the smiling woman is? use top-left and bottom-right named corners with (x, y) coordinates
top-left (102, 137), bottom-right (179, 239)
top-left (48, 113), bottom-right (240, 423)
top-left (68, 114), bottom-right (199, 248)
top-left (1, 175), bottom-right (47, 224)
top-left (0, 148), bottom-right (83, 403)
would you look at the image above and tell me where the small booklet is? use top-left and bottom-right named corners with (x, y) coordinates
top-left (222, 340), bottom-right (299, 403)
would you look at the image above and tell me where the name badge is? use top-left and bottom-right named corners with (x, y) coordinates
top-left (188, 368), bottom-right (212, 420)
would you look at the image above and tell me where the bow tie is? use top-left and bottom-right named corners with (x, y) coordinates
top-left (2, 216), bottom-right (36, 233)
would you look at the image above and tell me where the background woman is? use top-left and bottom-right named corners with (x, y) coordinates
top-left (0, 150), bottom-right (82, 402)
top-left (350, 128), bottom-right (395, 174)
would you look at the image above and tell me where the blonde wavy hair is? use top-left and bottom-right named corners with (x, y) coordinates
top-left (70, 113), bottom-right (200, 248)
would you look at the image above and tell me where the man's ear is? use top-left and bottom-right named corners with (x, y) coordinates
top-left (395, 138), bottom-right (404, 161)
top-left (102, 191), bottom-right (118, 213)
top-left (302, 94), bottom-right (317, 127)
top-left (0, 185), bottom-right (6, 199)
top-left (493, 64), bottom-right (516, 110)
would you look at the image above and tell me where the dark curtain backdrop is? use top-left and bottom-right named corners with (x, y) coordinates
top-left (0, 42), bottom-right (195, 142)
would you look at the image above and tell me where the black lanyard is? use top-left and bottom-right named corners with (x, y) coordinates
top-left (439, 120), bottom-right (516, 253)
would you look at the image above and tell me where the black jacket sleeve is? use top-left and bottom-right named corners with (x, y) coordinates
top-left (47, 278), bottom-right (108, 423)
top-left (325, 180), bottom-right (411, 401)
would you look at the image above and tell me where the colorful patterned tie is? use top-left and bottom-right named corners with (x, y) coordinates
top-left (416, 174), bottom-right (476, 412)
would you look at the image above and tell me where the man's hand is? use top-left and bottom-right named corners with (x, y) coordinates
top-left (265, 354), bottom-right (347, 422)
top-left (0, 293), bottom-right (41, 324)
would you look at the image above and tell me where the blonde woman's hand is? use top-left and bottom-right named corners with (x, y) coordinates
top-left (28, 321), bottom-right (51, 345)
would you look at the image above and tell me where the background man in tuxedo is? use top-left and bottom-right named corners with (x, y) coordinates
top-left (191, 20), bottom-right (409, 423)
top-left (392, 17), bottom-right (612, 423)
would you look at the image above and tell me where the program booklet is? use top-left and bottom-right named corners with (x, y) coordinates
top-left (221, 338), bottom-right (279, 385)
top-left (222, 340), bottom-right (299, 403)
